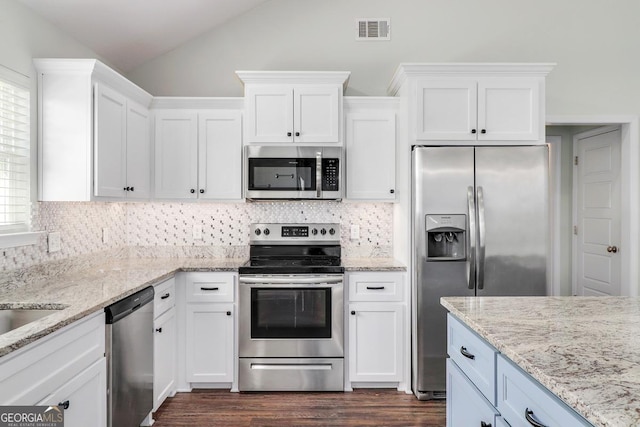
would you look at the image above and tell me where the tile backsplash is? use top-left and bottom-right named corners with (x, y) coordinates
top-left (1, 201), bottom-right (393, 272)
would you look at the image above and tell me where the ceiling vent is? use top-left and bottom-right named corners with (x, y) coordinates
top-left (356, 18), bottom-right (391, 41)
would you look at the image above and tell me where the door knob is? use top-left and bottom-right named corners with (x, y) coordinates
top-left (607, 246), bottom-right (619, 253)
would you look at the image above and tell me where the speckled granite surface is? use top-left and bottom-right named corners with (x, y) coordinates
top-left (0, 248), bottom-right (403, 358)
top-left (441, 296), bottom-right (640, 427)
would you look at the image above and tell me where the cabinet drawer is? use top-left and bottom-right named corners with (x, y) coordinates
top-left (348, 272), bottom-right (404, 302)
top-left (446, 359), bottom-right (498, 427)
top-left (447, 313), bottom-right (497, 405)
top-left (0, 311), bottom-right (105, 405)
top-left (185, 272), bottom-right (236, 303)
top-left (497, 355), bottom-right (592, 427)
top-left (154, 276), bottom-right (176, 317)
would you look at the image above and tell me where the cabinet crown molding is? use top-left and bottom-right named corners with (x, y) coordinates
top-left (33, 58), bottom-right (153, 107)
top-left (236, 70), bottom-right (351, 93)
top-left (151, 97), bottom-right (244, 110)
top-left (387, 62), bottom-right (556, 96)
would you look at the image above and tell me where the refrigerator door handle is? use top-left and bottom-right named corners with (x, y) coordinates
top-left (477, 186), bottom-right (487, 290)
top-left (467, 186), bottom-right (476, 290)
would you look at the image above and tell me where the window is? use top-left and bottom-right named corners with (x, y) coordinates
top-left (0, 65), bottom-right (30, 235)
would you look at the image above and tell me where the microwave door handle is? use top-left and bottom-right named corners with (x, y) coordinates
top-left (316, 151), bottom-right (322, 198)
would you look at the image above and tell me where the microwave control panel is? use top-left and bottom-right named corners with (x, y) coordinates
top-left (322, 158), bottom-right (339, 191)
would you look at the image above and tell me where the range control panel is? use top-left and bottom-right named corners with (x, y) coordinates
top-left (250, 223), bottom-right (340, 245)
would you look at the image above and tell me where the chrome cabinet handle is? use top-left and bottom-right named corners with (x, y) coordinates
top-left (607, 246), bottom-right (618, 253)
top-left (525, 408), bottom-right (547, 427)
top-left (460, 346), bottom-right (475, 360)
top-left (467, 186), bottom-right (477, 290)
top-left (476, 186), bottom-right (486, 290)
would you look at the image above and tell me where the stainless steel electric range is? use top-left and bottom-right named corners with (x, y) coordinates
top-left (238, 223), bottom-right (344, 391)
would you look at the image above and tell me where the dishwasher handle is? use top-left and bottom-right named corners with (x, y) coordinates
top-left (105, 286), bottom-right (155, 324)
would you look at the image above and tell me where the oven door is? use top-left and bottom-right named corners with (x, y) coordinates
top-left (238, 275), bottom-right (344, 358)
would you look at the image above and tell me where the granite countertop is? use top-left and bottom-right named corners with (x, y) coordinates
top-left (441, 296), bottom-right (640, 427)
top-left (0, 250), bottom-right (405, 358)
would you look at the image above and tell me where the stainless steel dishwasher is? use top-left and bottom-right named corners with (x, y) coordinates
top-left (105, 286), bottom-right (154, 427)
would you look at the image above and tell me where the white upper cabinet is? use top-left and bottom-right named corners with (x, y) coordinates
top-left (153, 98), bottom-right (243, 201)
top-left (344, 97), bottom-right (398, 201)
top-left (35, 59), bottom-right (152, 201)
top-left (388, 63), bottom-right (554, 145)
top-left (237, 71), bottom-right (349, 145)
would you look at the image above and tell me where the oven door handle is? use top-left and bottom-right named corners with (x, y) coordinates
top-left (239, 276), bottom-right (343, 285)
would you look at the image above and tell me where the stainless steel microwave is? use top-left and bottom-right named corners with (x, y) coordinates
top-left (244, 146), bottom-right (343, 200)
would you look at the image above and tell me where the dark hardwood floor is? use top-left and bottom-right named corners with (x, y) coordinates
top-left (153, 389), bottom-right (446, 426)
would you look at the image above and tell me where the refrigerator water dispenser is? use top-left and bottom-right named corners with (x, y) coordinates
top-left (425, 214), bottom-right (466, 260)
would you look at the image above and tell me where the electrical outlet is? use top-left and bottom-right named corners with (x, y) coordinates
top-left (102, 228), bottom-right (109, 243)
top-left (193, 224), bottom-right (203, 240)
top-left (350, 224), bottom-right (360, 240)
top-left (48, 232), bottom-right (61, 253)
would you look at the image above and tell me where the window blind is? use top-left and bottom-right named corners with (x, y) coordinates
top-left (0, 68), bottom-right (30, 233)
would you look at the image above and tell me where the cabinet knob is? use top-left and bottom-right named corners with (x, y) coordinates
top-left (481, 129), bottom-right (487, 134)
top-left (350, 310), bottom-right (356, 315)
top-left (607, 245), bottom-right (618, 253)
top-left (287, 132), bottom-right (292, 137)
top-left (390, 189), bottom-right (395, 194)
top-left (58, 400), bottom-right (70, 410)
top-left (130, 186), bottom-right (134, 192)
top-left (226, 311), bottom-right (232, 316)
top-left (190, 189), bottom-right (195, 194)
top-left (199, 189), bottom-right (205, 194)
top-left (156, 327), bottom-right (162, 333)
top-left (471, 129), bottom-right (477, 134)
top-left (295, 132), bottom-right (300, 137)
top-left (480, 422), bottom-right (492, 427)
top-left (124, 186), bottom-right (131, 191)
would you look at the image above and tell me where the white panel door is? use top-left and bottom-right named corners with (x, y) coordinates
top-left (153, 308), bottom-right (176, 411)
top-left (416, 79), bottom-right (477, 140)
top-left (348, 303), bottom-right (403, 382)
top-left (294, 86), bottom-right (340, 143)
top-left (575, 126), bottom-right (622, 296)
top-left (125, 100), bottom-right (150, 199)
top-left (477, 78), bottom-right (539, 141)
top-left (185, 303), bottom-right (234, 383)
top-left (94, 83), bottom-right (126, 197)
top-left (154, 110), bottom-right (198, 199)
top-left (198, 111), bottom-right (243, 200)
top-left (345, 111), bottom-right (396, 200)
top-left (245, 86), bottom-right (293, 143)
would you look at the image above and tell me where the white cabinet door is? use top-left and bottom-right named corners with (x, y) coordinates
top-left (153, 308), bottom-right (176, 411)
top-left (185, 303), bottom-right (234, 383)
top-left (345, 112), bottom-right (396, 200)
top-left (348, 302), bottom-right (403, 382)
top-left (245, 85), bottom-right (293, 143)
top-left (198, 111), bottom-right (243, 200)
top-left (38, 358), bottom-right (107, 427)
top-left (446, 359), bottom-right (498, 427)
top-left (154, 110), bottom-right (198, 199)
top-left (416, 79), bottom-right (477, 141)
top-left (294, 86), bottom-right (340, 143)
top-left (125, 100), bottom-right (151, 199)
top-left (478, 78), bottom-right (539, 141)
top-left (94, 83), bottom-right (127, 197)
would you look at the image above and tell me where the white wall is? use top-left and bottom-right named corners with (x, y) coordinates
top-left (128, 0), bottom-right (640, 117)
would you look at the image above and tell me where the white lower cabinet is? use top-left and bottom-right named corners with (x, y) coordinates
top-left (183, 272), bottom-right (236, 387)
top-left (37, 358), bottom-right (107, 427)
top-left (446, 359), bottom-right (498, 427)
top-left (0, 311), bottom-right (106, 426)
top-left (346, 272), bottom-right (406, 388)
top-left (153, 277), bottom-right (177, 411)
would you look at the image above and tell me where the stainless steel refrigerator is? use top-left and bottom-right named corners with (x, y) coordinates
top-left (412, 145), bottom-right (549, 400)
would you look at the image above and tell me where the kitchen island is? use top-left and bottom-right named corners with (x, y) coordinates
top-left (441, 296), bottom-right (640, 427)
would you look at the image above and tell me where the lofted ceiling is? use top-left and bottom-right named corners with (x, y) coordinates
top-left (19, 0), bottom-right (270, 72)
